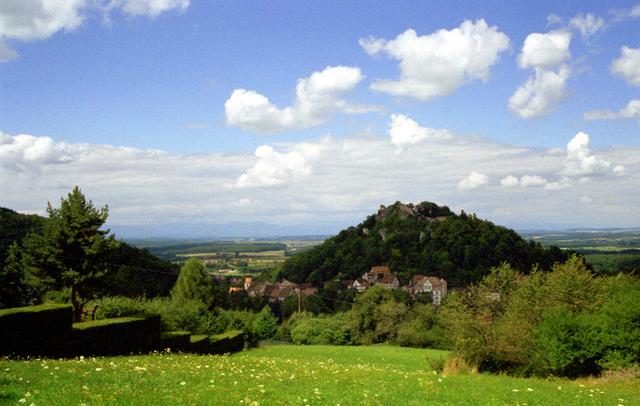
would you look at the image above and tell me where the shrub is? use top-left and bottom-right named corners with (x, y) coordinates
top-left (0, 303), bottom-right (73, 356)
top-left (71, 315), bottom-right (161, 356)
top-left (395, 303), bottom-right (450, 349)
top-left (251, 306), bottom-right (278, 340)
top-left (210, 330), bottom-right (244, 354)
top-left (443, 256), bottom-right (640, 377)
top-left (92, 296), bottom-right (151, 319)
top-left (155, 299), bottom-right (217, 334)
top-left (159, 331), bottom-right (191, 352)
top-left (442, 355), bottom-right (477, 376)
top-left (189, 335), bottom-right (211, 354)
top-left (290, 313), bottom-right (353, 345)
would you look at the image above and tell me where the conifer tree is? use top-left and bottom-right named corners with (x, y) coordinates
top-left (171, 258), bottom-right (213, 306)
top-left (23, 186), bottom-right (118, 321)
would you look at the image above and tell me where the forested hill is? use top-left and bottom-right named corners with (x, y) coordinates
top-left (280, 201), bottom-right (570, 287)
top-left (0, 207), bottom-right (45, 270)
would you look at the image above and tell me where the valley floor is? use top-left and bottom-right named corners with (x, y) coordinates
top-left (1, 345), bottom-right (638, 405)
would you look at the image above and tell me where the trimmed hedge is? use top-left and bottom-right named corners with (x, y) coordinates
top-left (189, 335), bottom-right (210, 354)
top-left (159, 331), bottom-right (191, 352)
top-left (0, 303), bottom-right (73, 356)
top-left (185, 330), bottom-right (245, 354)
top-left (0, 303), bottom-right (244, 357)
top-left (71, 315), bottom-right (161, 356)
top-left (210, 330), bottom-right (244, 354)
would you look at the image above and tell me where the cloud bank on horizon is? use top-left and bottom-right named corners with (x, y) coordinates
top-left (1, 0), bottom-right (639, 231)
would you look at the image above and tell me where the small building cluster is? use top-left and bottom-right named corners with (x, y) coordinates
top-left (230, 277), bottom-right (317, 303)
top-left (348, 266), bottom-right (448, 305)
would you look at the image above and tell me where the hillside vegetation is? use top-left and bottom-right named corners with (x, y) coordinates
top-left (281, 201), bottom-right (570, 286)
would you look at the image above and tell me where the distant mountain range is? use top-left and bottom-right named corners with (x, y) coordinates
top-left (108, 221), bottom-right (640, 242)
top-left (107, 221), bottom-right (343, 240)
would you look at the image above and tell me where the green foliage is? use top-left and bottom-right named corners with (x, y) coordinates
top-left (0, 303), bottom-right (73, 356)
top-left (280, 201), bottom-right (569, 287)
top-left (103, 243), bottom-right (178, 298)
top-left (71, 315), bottom-right (161, 356)
top-left (20, 187), bottom-right (119, 321)
top-left (396, 303), bottom-right (450, 349)
top-left (289, 313), bottom-right (353, 345)
top-left (159, 330), bottom-right (191, 351)
top-left (92, 296), bottom-right (151, 319)
top-left (0, 207), bottom-right (45, 271)
top-left (585, 252), bottom-right (640, 275)
top-left (209, 330), bottom-right (244, 354)
top-left (346, 285), bottom-right (409, 344)
top-left (0, 243), bottom-right (33, 308)
top-left (171, 258), bottom-right (213, 306)
top-left (161, 299), bottom-right (218, 334)
top-left (189, 334), bottom-right (211, 353)
top-left (443, 255), bottom-right (640, 377)
top-left (251, 306), bottom-right (278, 340)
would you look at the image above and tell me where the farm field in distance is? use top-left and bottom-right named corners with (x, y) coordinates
top-left (519, 228), bottom-right (640, 275)
top-left (2, 345), bottom-right (639, 405)
top-left (128, 238), bottom-right (326, 276)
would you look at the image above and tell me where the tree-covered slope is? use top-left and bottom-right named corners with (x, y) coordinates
top-left (280, 201), bottom-right (569, 287)
top-left (0, 207), bottom-right (45, 270)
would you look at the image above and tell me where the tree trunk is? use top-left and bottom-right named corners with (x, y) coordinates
top-left (71, 284), bottom-right (82, 323)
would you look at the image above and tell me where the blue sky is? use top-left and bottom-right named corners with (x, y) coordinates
top-left (0, 0), bottom-right (639, 234)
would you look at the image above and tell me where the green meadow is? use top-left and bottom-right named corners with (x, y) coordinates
top-left (2, 345), bottom-right (638, 405)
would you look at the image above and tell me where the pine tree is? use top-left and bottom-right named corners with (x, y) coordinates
top-left (22, 186), bottom-right (118, 321)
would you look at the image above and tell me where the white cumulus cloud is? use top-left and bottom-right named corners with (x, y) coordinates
top-left (584, 99), bottom-right (640, 121)
top-left (360, 19), bottom-right (510, 100)
top-left (1, 130), bottom-right (637, 229)
top-left (508, 66), bottom-right (570, 118)
top-left (388, 114), bottom-right (453, 151)
top-left (562, 132), bottom-right (613, 177)
top-left (0, 0), bottom-right (189, 61)
top-left (569, 13), bottom-right (605, 38)
top-left (518, 30), bottom-right (571, 70)
top-left (458, 171), bottom-right (490, 190)
top-left (225, 66), bottom-right (370, 133)
top-left (611, 46), bottom-right (640, 86)
top-left (0, 133), bottom-right (72, 170)
top-left (520, 175), bottom-right (548, 187)
top-left (500, 175), bottom-right (519, 187)
top-left (0, 0), bottom-right (86, 42)
top-left (235, 138), bottom-right (331, 188)
top-left (510, 30), bottom-right (572, 119)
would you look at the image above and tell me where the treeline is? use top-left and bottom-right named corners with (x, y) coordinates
top-left (281, 201), bottom-right (570, 287)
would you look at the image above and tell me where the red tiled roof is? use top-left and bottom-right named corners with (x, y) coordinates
top-left (378, 275), bottom-right (398, 284)
top-left (369, 266), bottom-right (391, 275)
top-left (425, 276), bottom-right (445, 288)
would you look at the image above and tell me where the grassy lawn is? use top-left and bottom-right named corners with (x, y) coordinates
top-left (1, 345), bottom-right (638, 405)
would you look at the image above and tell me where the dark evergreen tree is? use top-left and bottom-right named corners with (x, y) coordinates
top-left (21, 186), bottom-right (118, 321)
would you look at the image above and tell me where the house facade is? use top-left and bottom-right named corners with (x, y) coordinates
top-left (409, 275), bottom-right (448, 305)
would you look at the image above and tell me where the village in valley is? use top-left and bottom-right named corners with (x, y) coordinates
top-left (227, 265), bottom-right (448, 305)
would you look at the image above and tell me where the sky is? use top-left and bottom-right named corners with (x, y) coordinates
top-left (0, 0), bottom-right (639, 235)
